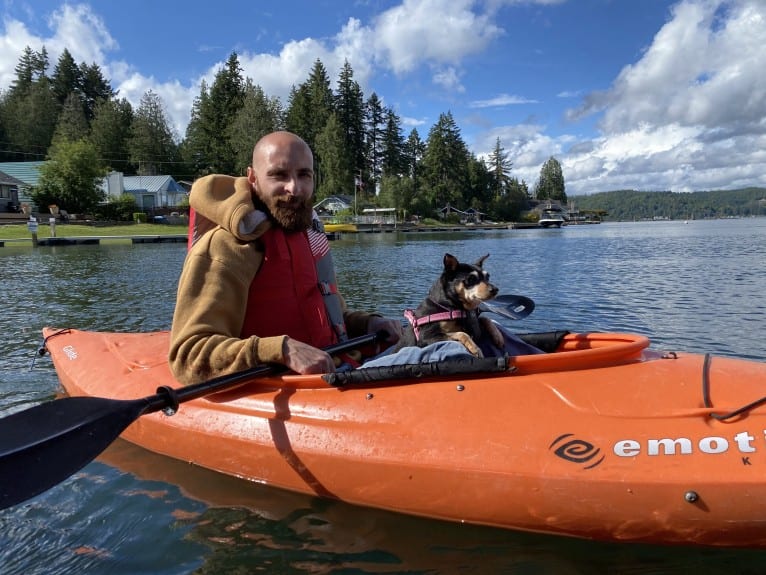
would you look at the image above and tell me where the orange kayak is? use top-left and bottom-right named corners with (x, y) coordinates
top-left (42, 327), bottom-right (766, 548)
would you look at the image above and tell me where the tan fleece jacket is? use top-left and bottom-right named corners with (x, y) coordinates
top-left (168, 174), bottom-right (376, 385)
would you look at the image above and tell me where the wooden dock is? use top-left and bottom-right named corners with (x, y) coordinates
top-left (0, 235), bottom-right (187, 247)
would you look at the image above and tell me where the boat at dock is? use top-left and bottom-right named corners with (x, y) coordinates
top-left (322, 223), bottom-right (358, 233)
top-left (538, 210), bottom-right (566, 228)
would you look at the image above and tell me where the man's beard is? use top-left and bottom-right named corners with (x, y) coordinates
top-left (255, 193), bottom-right (314, 232)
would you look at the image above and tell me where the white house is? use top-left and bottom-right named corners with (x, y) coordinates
top-left (313, 195), bottom-right (354, 216)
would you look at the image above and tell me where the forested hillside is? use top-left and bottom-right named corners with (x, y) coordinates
top-left (570, 188), bottom-right (766, 221)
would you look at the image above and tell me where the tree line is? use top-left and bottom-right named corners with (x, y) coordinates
top-left (571, 188), bottom-right (766, 221)
top-left (0, 46), bottom-right (567, 221)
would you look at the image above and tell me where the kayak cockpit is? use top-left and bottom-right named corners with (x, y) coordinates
top-left (280, 331), bottom-right (652, 389)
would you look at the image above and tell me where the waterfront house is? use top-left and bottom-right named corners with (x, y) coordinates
top-left (0, 170), bottom-right (25, 214)
top-left (314, 195), bottom-right (354, 218)
top-left (0, 161), bottom-right (45, 212)
top-left (101, 172), bottom-right (187, 211)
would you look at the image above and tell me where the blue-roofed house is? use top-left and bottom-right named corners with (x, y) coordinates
top-left (0, 169), bottom-right (26, 214)
top-left (0, 161), bottom-right (45, 211)
top-left (102, 172), bottom-right (188, 211)
top-left (0, 162), bottom-right (188, 215)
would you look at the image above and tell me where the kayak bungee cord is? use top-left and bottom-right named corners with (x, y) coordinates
top-left (29, 328), bottom-right (71, 370)
top-left (702, 352), bottom-right (766, 421)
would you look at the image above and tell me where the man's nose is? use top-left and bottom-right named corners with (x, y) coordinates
top-left (283, 176), bottom-right (297, 195)
top-left (285, 175), bottom-right (307, 196)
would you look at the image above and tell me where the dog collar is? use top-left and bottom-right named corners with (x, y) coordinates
top-left (403, 308), bottom-right (467, 341)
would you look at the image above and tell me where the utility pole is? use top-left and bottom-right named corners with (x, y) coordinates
top-left (354, 169), bottom-right (363, 217)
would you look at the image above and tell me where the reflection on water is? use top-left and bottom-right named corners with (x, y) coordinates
top-left (0, 220), bottom-right (765, 573)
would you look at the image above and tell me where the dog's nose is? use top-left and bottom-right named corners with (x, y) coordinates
top-left (489, 285), bottom-right (499, 296)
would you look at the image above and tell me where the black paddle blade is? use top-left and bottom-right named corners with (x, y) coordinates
top-left (0, 396), bottom-right (148, 511)
top-left (480, 294), bottom-right (535, 320)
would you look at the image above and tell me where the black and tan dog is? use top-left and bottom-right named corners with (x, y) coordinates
top-left (395, 253), bottom-right (505, 357)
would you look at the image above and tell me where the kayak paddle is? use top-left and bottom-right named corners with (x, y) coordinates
top-left (479, 294), bottom-right (535, 320)
top-left (0, 331), bottom-right (384, 512)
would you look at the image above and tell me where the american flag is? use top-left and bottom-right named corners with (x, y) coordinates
top-left (307, 227), bottom-right (330, 258)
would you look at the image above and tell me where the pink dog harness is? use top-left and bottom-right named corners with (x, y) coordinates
top-left (403, 308), bottom-right (467, 341)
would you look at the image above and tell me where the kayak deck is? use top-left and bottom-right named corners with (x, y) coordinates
top-left (41, 327), bottom-right (766, 547)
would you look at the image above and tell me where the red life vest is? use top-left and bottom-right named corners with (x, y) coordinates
top-left (187, 208), bottom-right (347, 347)
top-left (240, 224), bottom-right (347, 347)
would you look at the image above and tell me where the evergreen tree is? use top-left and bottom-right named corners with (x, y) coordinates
top-left (314, 113), bottom-right (349, 203)
top-left (488, 176), bottom-right (529, 221)
top-left (13, 46), bottom-right (37, 89)
top-left (421, 111), bottom-right (470, 214)
top-left (78, 61), bottom-right (115, 121)
top-left (52, 92), bottom-right (89, 144)
top-left (89, 97), bottom-right (134, 173)
top-left (403, 128), bottom-right (425, 179)
top-left (181, 80), bottom-right (213, 177)
top-left (402, 128), bottom-right (426, 215)
top-left (50, 49), bottom-right (81, 106)
top-left (381, 107), bottom-right (405, 177)
top-left (535, 156), bottom-right (567, 203)
top-left (364, 92), bottom-right (385, 187)
top-left (2, 47), bottom-right (56, 159)
top-left (129, 90), bottom-right (178, 175)
top-left (2, 79), bottom-right (59, 160)
top-left (486, 137), bottom-right (513, 199)
top-left (284, 84), bottom-right (312, 143)
top-left (204, 52), bottom-right (246, 174)
top-left (12, 46), bottom-right (48, 92)
top-left (377, 107), bottom-right (406, 209)
top-left (285, 60), bottom-right (334, 153)
top-left (466, 154), bottom-right (492, 212)
top-left (229, 80), bottom-right (283, 174)
top-left (284, 60), bottom-right (335, 191)
top-left (0, 99), bottom-right (8, 161)
top-left (333, 60), bottom-right (364, 197)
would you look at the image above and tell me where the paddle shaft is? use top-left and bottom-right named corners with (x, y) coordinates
top-left (141, 331), bottom-right (385, 415)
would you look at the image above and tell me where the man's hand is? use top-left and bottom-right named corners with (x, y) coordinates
top-left (368, 316), bottom-right (403, 345)
top-left (282, 337), bottom-right (335, 374)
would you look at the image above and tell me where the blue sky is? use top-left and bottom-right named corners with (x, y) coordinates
top-left (1, 0), bottom-right (764, 196)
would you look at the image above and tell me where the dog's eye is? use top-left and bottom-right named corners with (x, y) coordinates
top-left (465, 274), bottom-right (479, 287)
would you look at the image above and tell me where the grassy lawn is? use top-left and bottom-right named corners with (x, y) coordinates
top-left (0, 222), bottom-right (189, 241)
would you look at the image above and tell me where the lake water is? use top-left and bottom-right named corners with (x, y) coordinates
top-left (0, 219), bottom-right (765, 574)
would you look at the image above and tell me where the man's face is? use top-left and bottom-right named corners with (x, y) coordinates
top-left (248, 135), bottom-right (315, 232)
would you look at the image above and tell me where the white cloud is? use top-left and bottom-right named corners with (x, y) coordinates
top-left (46, 3), bottom-right (117, 63)
top-left (592, 0), bottom-right (766, 133)
top-left (372, 0), bottom-right (503, 74)
top-left (0, 4), bottom-right (116, 87)
top-left (470, 93), bottom-right (538, 108)
top-left (503, 0), bottom-right (766, 194)
top-left (432, 66), bottom-right (464, 93)
top-left (0, 19), bottom-right (38, 88)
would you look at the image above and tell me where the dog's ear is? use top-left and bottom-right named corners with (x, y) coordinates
top-left (443, 253), bottom-right (459, 271)
top-left (475, 254), bottom-right (490, 268)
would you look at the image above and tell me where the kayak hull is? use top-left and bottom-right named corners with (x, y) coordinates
top-left (42, 327), bottom-right (766, 547)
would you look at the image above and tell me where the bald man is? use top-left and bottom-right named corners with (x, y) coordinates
top-left (169, 131), bottom-right (401, 384)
